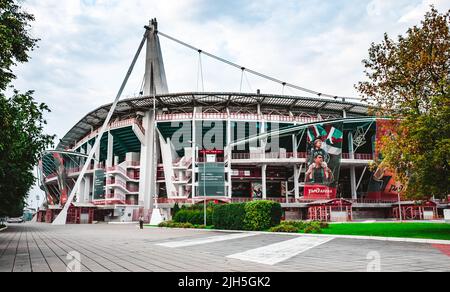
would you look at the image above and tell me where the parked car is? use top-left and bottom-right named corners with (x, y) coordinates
top-left (6, 217), bottom-right (24, 224)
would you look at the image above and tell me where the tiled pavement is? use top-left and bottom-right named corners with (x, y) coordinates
top-left (0, 223), bottom-right (449, 272)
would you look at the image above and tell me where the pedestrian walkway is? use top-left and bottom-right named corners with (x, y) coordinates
top-left (156, 233), bottom-right (258, 248)
top-left (227, 236), bottom-right (335, 265)
top-left (1, 224), bottom-right (449, 272)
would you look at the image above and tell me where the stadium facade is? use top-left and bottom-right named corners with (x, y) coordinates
top-left (37, 21), bottom-right (448, 224)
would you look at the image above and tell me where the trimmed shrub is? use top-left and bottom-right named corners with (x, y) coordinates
top-left (173, 209), bottom-right (213, 226)
top-left (276, 221), bottom-right (326, 233)
top-left (213, 203), bottom-right (246, 230)
top-left (269, 225), bottom-right (299, 233)
top-left (158, 221), bottom-right (195, 229)
top-left (244, 201), bottom-right (282, 231)
top-left (281, 221), bottom-right (307, 230)
top-left (319, 222), bottom-right (329, 229)
top-left (303, 224), bottom-right (322, 234)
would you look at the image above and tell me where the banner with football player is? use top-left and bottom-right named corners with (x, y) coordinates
top-left (304, 122), bottom-right (344, 199)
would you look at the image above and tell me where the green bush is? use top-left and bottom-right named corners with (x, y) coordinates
top-left (181, 202), bottom-right (216, 212)
top-left (172, 203), bottom-right (181, 217)
top-left (269, 225), bottom-right (299, 233)
top-left (158, 221), bottom-right (195, 229)
top-left (281, 221), bottom-right (307, 230)
top-left (213, 203), bottom-right (246, 230)
top-left (319, 222), bottom-right (329, 229)
top-left (244, 201), bottom-right (282, 231)
top-left (303, 223), bottom-right (322, 234)
top-left (173, 209), bottom-right (213, 226)
top-left (274, 221), bottom-right (326, 233)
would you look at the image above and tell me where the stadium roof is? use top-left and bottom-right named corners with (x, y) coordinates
top-left (57, 92), bottom-right (370, 150)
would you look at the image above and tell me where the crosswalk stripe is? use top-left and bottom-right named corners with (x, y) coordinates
top-left (227, 236), bottom-right (335, 265)
top-left (156, 233), bottom-right (258, 248)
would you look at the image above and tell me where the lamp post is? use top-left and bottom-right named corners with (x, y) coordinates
top-left (396, 182), bottom-right (403, 223)
top-left (189, 141), bottom-right (207, 226)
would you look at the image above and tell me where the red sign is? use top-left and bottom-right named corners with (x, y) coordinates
top-left (304, 185), bottom-right (337, 200)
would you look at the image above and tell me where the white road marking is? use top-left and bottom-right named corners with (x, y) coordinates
top-left (156, 233), bottom-right (258, 248)
top-left (227, 236), bottom-right (335, 265)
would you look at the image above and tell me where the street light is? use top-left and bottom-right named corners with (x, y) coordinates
top-left (396, 182), bottom-right (403, 223)
top-left (188, 141), bottom-right (207, 226)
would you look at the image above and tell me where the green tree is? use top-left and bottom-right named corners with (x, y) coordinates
top-left (0, 0), bottom-right (38, 90)
top-left (0, 0), bottom-right (54, 217)
top-left (357, 7), bottom-right (450, 200)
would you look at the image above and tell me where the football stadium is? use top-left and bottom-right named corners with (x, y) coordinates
top-left (36, 20), bottom-right (448, 224)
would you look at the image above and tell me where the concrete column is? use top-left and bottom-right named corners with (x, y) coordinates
top-left (227, 108), bottom-right (232, 198)
top-left (294, 165), bottom-right (300, 200)
top-left (106, 132), bottom-right (114, 168)
top-left (78, 179), bottom-right (84, 203)
top-left (348, 132), bottom-right (357, 200)
top-left (86, 142), bottom-right (92, 156)
top-left (143, 19), bottom-right (169, 95)
top-left (191, 108), bottom-right (197, 198)
top-left (178, 169), bottom-right (184, 197)
top-left (262, 164), bottom-right (267, 199)
top-left (139, 111), bottom-right (156, 211)
top-left (83, 176), bottom-right (92, 203)
top-left (94, 141), bottom-right (100, 168)
top-left (259, 104), bottom-right (266, 157)
top-left (292, 131), bottom-right (298, 158)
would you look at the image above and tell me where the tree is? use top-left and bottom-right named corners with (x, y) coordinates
top-left (0, 0), bottom-right (54, 217)
top-left (0, 0), bottom-right (38, 91)
top-left (357, 7), bottom-right (449, 200)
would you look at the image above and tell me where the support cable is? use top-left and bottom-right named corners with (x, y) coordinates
top-left (157, 31), bottom-right (364, 102)
top-left (239, 68), bottom-right (245, 93)
top-left (244, 70), bottom-right (253, 92)
top-left (197, 51), bottom-right (205, 92)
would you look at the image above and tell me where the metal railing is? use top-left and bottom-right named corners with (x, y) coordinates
top-left (107, 165), bottom-right (140, 180)
top-left (106, 178), bottom-right (139, 193)
top-left (231, 152), bottom-right (373, 160)
top-left (45, 164), bottom-right (104, 181)
top-left (152, 197), bottom-right (405, 205)
top-left (342, 153), bottom-right (374, 160)
top-left (156, 113), bottom-right (321, 124)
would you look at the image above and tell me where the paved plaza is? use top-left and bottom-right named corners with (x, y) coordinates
top-left (0, 223), bottom-right (449, 272)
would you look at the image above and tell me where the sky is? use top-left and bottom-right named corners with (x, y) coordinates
top-left (15, 0), bottom-right (449, 207)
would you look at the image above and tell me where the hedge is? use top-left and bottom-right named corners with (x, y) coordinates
top-left (269, 221), bottom-right (329, 233)
top-left (173, 209), bottom-right (213, 226)
top-left (212, 203), bottom-right (246, 230)
top-left (171, 201), bottom-right (282, 231)
top-left (243, 201), bottom-right (282, 231)
top-left (212, 201), bottom-right (282, 231)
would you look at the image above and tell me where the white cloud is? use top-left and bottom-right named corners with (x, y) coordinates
top-left (399, 0), bottom-right (449, 23)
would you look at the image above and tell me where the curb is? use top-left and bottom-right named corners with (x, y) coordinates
top-left (108, 222), bottom-right (140, 225)
top-left (0, 226), bottom-right (7, 232)
top-left (152, 226), bottom-right (450, 245)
